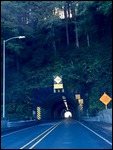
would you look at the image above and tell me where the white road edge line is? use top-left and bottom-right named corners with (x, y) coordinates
top-left (1, 125), bottom-right (38, 138)
top-left (29, 122), bottom-right (62, 149)
top-left (20, 122), bottom-right (62, 149)
top-left (77, 121), bottom-right (112, 145)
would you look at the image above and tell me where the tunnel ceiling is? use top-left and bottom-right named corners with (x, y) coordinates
top-left (42, 92), bottom-right (78, 108)
top-left (51, 97), bottom-right (78, 118)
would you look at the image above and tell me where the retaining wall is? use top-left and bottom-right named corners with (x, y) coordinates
top-left (82, 108), bottom-right (112, 123)
top-left (98, 108), bottom-right (112, 123)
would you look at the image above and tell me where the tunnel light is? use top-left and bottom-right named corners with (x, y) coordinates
top-left (65, 103), bottom-right (68, 108)
top-left (18, 36), bottom-right (25, 39)
top-left (64, 111), bottom-right (72, 118)
top-left (64, 101), bottom-right (67, 105)
top-left (66, 104), bottom-right (68, 108)
top-left (63, 99), bottom-right (66, 102)
top-left (64, 101), bottom-right (69, 110)
top-left (62, 96), bottom-right (66, 99)
top-left (64, 103), bottom-right (68, 107)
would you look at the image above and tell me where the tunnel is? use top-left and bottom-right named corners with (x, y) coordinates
top-left (33, 91), bottom-right (79, 120)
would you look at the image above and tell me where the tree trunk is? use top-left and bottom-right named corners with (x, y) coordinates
top-left (66, 20), bottom-right (69, 46)
top-left (71, 1), bottom-right (79, 48)
top-left (53, 40), bottom-right (57, 59)
top-left (64, 3), bottom-right (69, 46)
top-left (16, 56), bottom-right (20, 82)
top-left (16, 56), bottom-right (19, 75)
top-left (87, 33), bottom-right (90, 47)
top-left (75, 20), bottom-right (79, 48)
top-left (52, 24), bottom-right (57, 59)
top-left (67, 2), bottom-right (70, 18)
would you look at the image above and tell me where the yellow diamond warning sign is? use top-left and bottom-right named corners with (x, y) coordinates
top-left (75, 94), bottom-right (80, 99)
top-left (54, 76), bottom-right (62, 83)
top-left (99, 93), bottom-right (112, 105)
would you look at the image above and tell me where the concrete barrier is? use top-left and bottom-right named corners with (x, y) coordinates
top-left (98, 108), bottom-right (112, 123)
top-left (1, 120), bottom-right (52, 135)
top-left (1, 119), bottom-right (40, 129)
top-left (1, 119), bottom-right (8, 128)
top-left (82, 108), bottom-right (112, 124)
top-left (7, 120), bottom-right (40, 128)
top-left (1, 119), bottom-right (52, 130)
top-left (82, 116), bottom-right (100, 122)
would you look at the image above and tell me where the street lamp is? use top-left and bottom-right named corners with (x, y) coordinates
top-left (2, 36), bottom-right (25, 118)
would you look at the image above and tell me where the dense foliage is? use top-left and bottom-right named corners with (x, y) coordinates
top-left (1, 1), bottom-right (112, 119)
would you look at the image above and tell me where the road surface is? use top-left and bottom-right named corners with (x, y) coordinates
top-left (1, 119), bottom-right (112, 149)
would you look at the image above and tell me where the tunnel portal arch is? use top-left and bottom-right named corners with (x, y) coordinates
top-left (41, 92), bottom-right (79, 120)
top-left (32, 87), bottom-right (82, 120)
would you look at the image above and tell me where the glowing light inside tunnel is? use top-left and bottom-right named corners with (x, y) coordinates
top-left (64, 111), bottom-right (72, 118)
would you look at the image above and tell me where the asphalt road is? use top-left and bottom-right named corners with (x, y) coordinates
top-left (1, 119), bottom-right (112, 149)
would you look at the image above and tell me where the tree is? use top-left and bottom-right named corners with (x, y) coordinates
top-left (64, 2), bottom-right (70, 46)
top-left (71, 1), bottom-right (79, 47)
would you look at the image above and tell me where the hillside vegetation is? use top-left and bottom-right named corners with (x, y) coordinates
top-left (1, 1), bottom-right (112, 119)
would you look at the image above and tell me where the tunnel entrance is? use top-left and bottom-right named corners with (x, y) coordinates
top-left (41, 92), bottom-right (79, 120)
top-left (32, 87), bottom-right (80, 120)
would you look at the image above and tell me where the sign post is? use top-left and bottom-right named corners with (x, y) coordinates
top-left (105, 105), bottom-right (107, 109)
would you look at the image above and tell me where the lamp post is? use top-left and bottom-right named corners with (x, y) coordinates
top-left (2, 36), bottom-right (25, 118)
